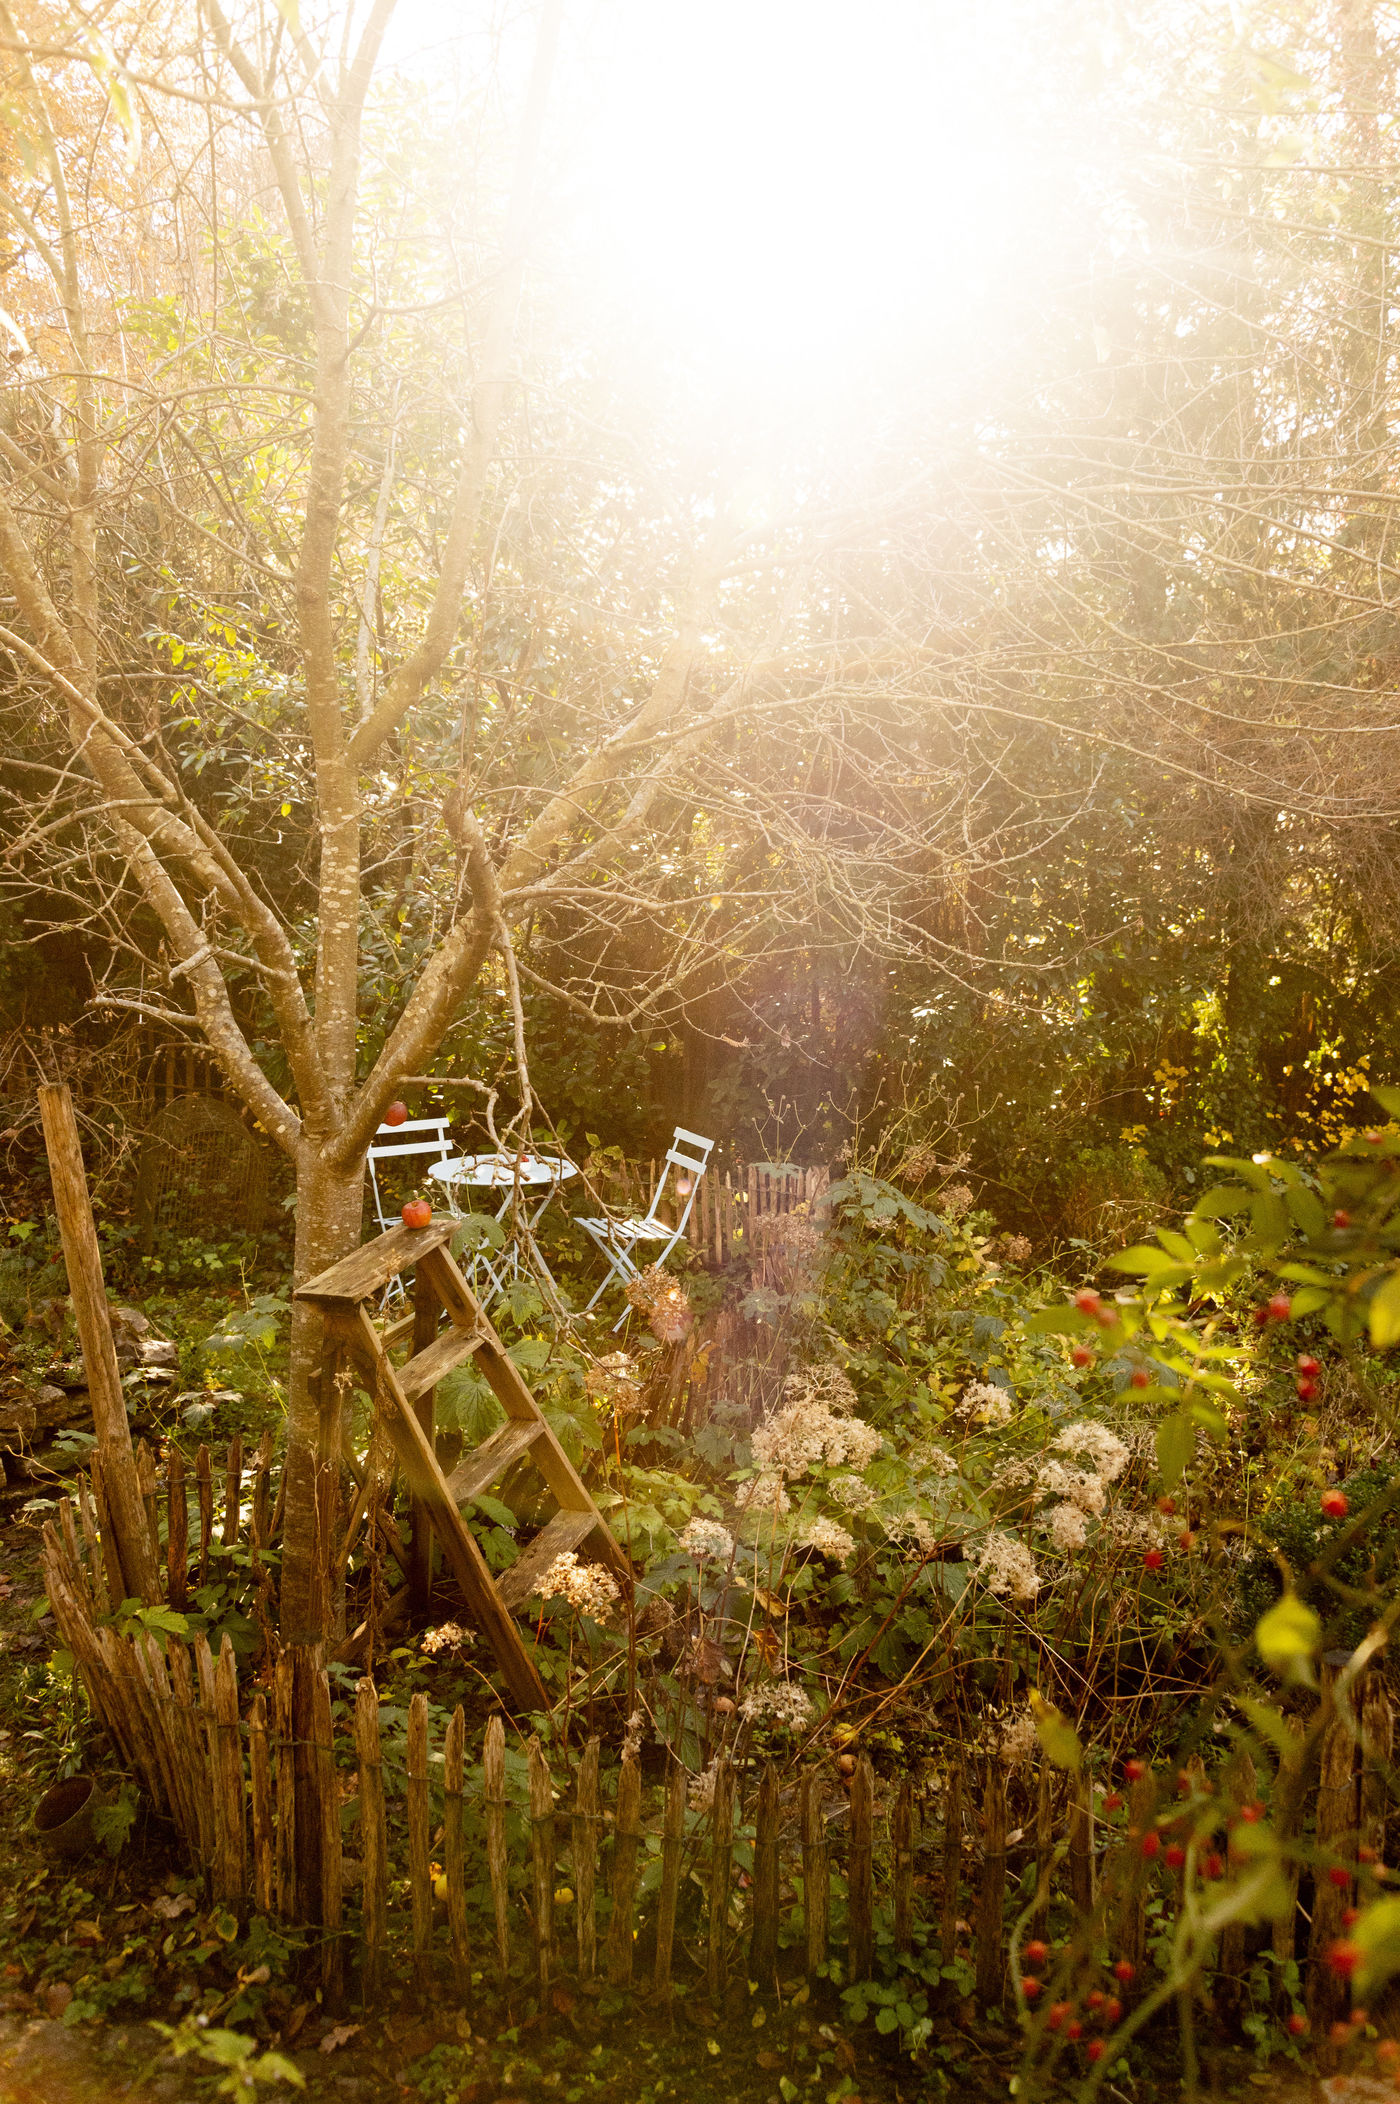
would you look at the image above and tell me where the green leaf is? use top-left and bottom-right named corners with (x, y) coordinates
top-left (1107, 1244), bottom-right (1185, 1277)
top-left (1255, 1594), bottom-right (1321, 1677)
top-left (1370, 1269), bottom-right (1400, 1348)
top-left (1283, 1187), bottom-right (1327, 1237)
top-left (1156, 1410), bottom-right (1194, 1486)
top-left (1237, 1698), bottom-right (1299, 1758)
top-left (1353, 1896), bottom-right (1400, 1994)
top-left (1190, 1185), bottom-right (1253, 1221)
top-left (471, 1494), bottom-right (516, 1530)
top-left (1029, 1692), bottom-right (1081, 1773)
top-left (1370, 1085), bottom-right (1400, 1121)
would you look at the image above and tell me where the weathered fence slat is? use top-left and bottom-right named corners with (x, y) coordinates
top-left (975, 1764), bottom-right (1005, 2008)
top-left (408, 1691), bottom-right (432, 1981)
top-left (311, 1659), bottom-right (343, 2001)
top-left (574, 1737), bottom-right (600, 1981)
top-left (848, 1756), bottom-right (874, 1982)
top-left (529, 1736), bottom-right (555, 1990)
top-left (484, 1714), bottom-right (510, 1981)
top-left (653, 1759), bottom-right (685, 1999)
top-left (166, 1448), bottom-right (188, 1611)
top-left (249, 1692), bottom-right (274, 1915)
top-left (274, 1650), bottom-right (296, 1921)
top-left (706, 1758), bottom-right (734, 1999)
top-left (892, 1779), bottom-right (916, 1956)
top-left (444, 1703), bottom-right (470, 1998)
top-left (750, 1763), bottom-right (781, 1986)
top-left (940, 1769), bottom-right (962, 1963)
top-left (222, 1433), bottom-right (243, 1549)
top-left (195, 1444), bottom-right (213, 1583)
top-left (606, 1753), bottom-right (642, 1987)
top-left (355, 1677), bottom-right (387, 2002)
top-left (801, 1770), bottom-right (829, 1975)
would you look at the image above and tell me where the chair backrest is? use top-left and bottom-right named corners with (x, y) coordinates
top-left (643, 1126), bottom-right (715, 1228)
top-left (367, 1117), bottom-right (454, 1165)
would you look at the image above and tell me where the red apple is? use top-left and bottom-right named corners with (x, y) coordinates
top-left (384, 1100), bottom-right (409, 1126)
top-left (1321, 1489), bottom-right (1349, 1521)
top-left (401, 1197), bottom-right (432, 1230)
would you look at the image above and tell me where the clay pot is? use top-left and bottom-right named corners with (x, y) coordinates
top-left (31, 1774), bottom-right (106, 1858)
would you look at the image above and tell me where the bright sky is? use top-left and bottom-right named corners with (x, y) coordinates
top-left (551, 0), bottom-right (1087, 407)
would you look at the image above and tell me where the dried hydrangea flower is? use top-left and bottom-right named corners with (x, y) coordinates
top-left (961, 1380), bottom-right (1015, 1427)
top-left (800, 1516), bottom-right (855, 1561)
top-left (829, 1473), bottom-right (877, 1510)
top-left (1036, 1460), bottom-right (1106, 1514)
top-left (1054, 1420), bottom-right (1129, 1482)
top-left (1043, 1501), bottom-right (1088, 1553)
top-left (585, 1349), bottom-right (645, 1415)
top-left (750, 1363), bottom-right (881, 1477)
top-left (677, 1516), bottom-right (735, 1562)
top-left (535, 1550), bottom-right (621, 1619)
top-left (740, 1681), bottom-right (814, 1730)
top-left (973, 1530), bottom-right (1040, 1601)
top-left (420, 1621), bottom-right (474, 1654)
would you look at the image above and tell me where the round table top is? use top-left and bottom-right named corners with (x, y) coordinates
top-left (427, 1151), bottom-right (579, 1190)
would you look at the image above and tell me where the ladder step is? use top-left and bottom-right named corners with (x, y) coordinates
top-left (398, 1323), bottom-right (488, 1403)
top-left (447, 1419), bottom-right (544, 1505)
top-left (497, 1510), bottom-right (599, 1611)
top-left (379, 1310), bottom-right (417, 1349)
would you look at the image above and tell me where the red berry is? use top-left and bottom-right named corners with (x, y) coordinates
top-left (1130, 1368), bottom-right (1150, 1389)
top-left (1066, 2020), bottom-right (1082, 2040)
top-left (1359, 1846), bottom-right (1378, 1865)
top-left (1165, 1844), bottom-right (1186, 1869)
top-left (1143, 1548), bottom-right (1164, 1571)
top-left (1022, 1976), bottom-right (1043, 1999)
top-left (1322, 1489), bottom-right (1349, 1520)
top-left (1103, 1998), bottom-right (1122, 2023)
top-left (383, 1099), bottom-right (409, 1127)
top-left (1333, 1210), bottom-right (1350, 1229)
top-left (1087, 1990), bottom-right (1104, 2009)
top-left (1085, 2040), bottom-right (1103, 2061)
top-left (1342, 1907), bottom-right (1359, 1928)
top-left (1328, 1865), bottom-right (1352, 1889)
top-left (1297, 1354), bottom-right (1321, 1376)
top-left (1238, 1802), bottom-right (1262, 1823)
top-left (1112, 1960), bottom-right (1136, 1983)
top-left (1296, 1377), bottom-right (1317, 1400)
top-left (1141, 1832), bottom-right (1161, 1858)
top-left (1268, 1293), bottom-right (1292, 1322)
top-left (1074, 1288), bottom-right (1101, 1313)
top-left (1095, 1305), bottom-right (1117, 1327)
top-left (1123, 1759), bottom-right (1147, 1783)
top-left (1179, 1531), bottom-right (1195, 1551)
top-left (1157, 1497), bottom-right (1176, 1516)
top-left (1252, 1306), bottom-right (1269, 1328)
top-left (1328, 2020), bottom-right (1352, 2046)
top-left (1048, 2001), bottom-right (1072, 2031)
top-left (1024, 1940), bottom-right (1049, 1967)
top-left (1365, 1130), bottom-right (1384, 1146)
top-left (1071, 1343), bottom-right (1095, 1368)
top-left (1103, 1791), bottom-right (1124, 1812)
top-left (1203, 1852), bottom-right (1224, 1880)
top-left (1287, 2013), bottom-right (1307, 2035)
top-left (1329, 1940), bottom-right (1360, 1978)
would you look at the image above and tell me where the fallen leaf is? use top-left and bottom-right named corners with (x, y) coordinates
top-left (43, 1981), bottom-right (72, 2019)
top-left (152, 1893), bottom-right (194, 1920)
top-left (550, 1984), bottom-right (576, 2016)
top-left (71, 1921), bottom-right (103, 1945)
top-left (756, 2050), bottom-right (782, 2070)
top-left (319, 2023), bottom-right (361, 2054)
top-left (283, 2001), bottom-right (312, 2043)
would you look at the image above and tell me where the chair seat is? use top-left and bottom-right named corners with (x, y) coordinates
top-left (578, 1215), bottom-right (671, 1240)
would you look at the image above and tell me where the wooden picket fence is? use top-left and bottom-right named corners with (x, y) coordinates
top-left (40, 1483), bottom-right (1399, 2033)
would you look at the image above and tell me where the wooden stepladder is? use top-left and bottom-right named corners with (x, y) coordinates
top-left (296, 1218), bottom-right (630, 1711)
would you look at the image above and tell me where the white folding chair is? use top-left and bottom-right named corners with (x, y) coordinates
top-left (365, 1117), bottom-right (455, 1302)
top-left (578, 1126), bottom-right (715, 1322)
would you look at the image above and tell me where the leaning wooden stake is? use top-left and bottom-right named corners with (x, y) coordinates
top-left (484, 1714), bottom-right (511, 1981)
top-left (408, 1691), bottom-right (432, 1983)
top-left (750, 1763), bottom-right (780, 1988)
top-left (606, 1753), bottom-right (643, 1987)
top-left (444, 1704), bottom-right (471, 1999)
top-left (37, 1082), bottom-right (156, 1604)
top-left (573, 1737), bottom-right (600, 1981)
top-left (249, 1693), bottom-right (274, 1915)
top-left (529, 1736), bottom-right (555, 1991)
top-left (802, 1771), bottom-right (829, 1975)
top-left (653, 1759), bottom-right (685, 2000)
top-left (848, 1756), bottom-right (875, 1982)
top-left (355, 1678), bottom-right (387, 2002)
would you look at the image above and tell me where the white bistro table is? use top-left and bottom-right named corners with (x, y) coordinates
top-left (427, 1150), bottom-right (579, 1308)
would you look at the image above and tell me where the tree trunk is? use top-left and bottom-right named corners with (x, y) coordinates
top-left (279, 1144), bottom-right (368, 1644)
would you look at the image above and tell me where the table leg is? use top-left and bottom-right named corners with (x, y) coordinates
top-left (408, 1267), bottom-right (440, 1615)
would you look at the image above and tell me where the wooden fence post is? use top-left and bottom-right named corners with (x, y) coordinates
top-left (975, 1764), bottom-right (1006, 2007)
top-left (1309, 1675), bottom-right (1362, 2030)
top-left (606, 1753), bottom-right (642, 1987)
top-left (529, 1736), bottom-right (555, 1991)
top-left (706, 1759), bottom-right (734, 2000)
top-left (249, 1693), bottom-right (274, 1914)
top-left (312, 1660), bottom-right (343, 2003)
top-left (484, 1715), bottom-right (510, 1982)
top-left (37, 1082), bottom-right (157, 1604)
top-left (573, 1738), bottom-right (600, 1982)
top-left (274, 1650), bottom-right (297, 1920)
top-left (166, 1448), bottom-right (187, 1611)
top-left (1068, 1770), bottom-right (1094, 1916)
top-left (408, 1691), bottom-right (432, 1984)
top-left (848, 1757), bottom-right (874, 1982)
top-left (444, 1704), bottom-right (470, 1999)
top-left (653, 1759), bottom-right (685, 2000)
top-left (892, 1780), bottom-right (916, 1955)
top-left (940, 1770), bottom-right (963, 1962)
top-left (196, 1446), bottom-right (214, 1584)
top-left (749, 1763), bottom-right (780, 1988)
top-left (222, 1434), bottom-right (243, 1549)
top-left (355, 1678), bottom-right (387, 2002)
top-left (802, 1771), bottom-right (829, 1976)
